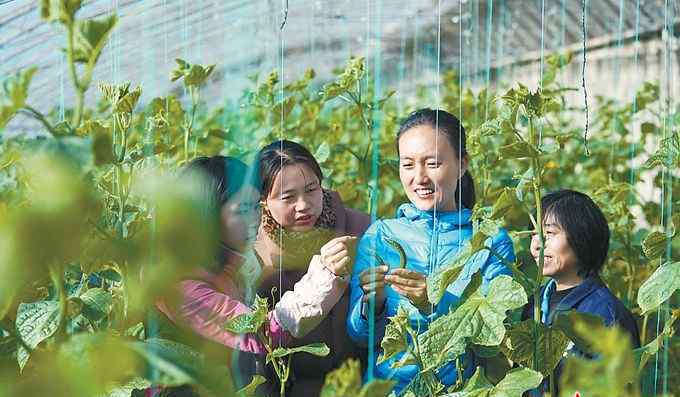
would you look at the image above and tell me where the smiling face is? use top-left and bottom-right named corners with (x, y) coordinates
top-left (398, 124), bottom-right (468, 212)
top-left (220, 185), bottom-right (261, 252)
top-left (265, 163), bottom-right (323, 232)
top-left (530, 213), bottom-right (583, 289)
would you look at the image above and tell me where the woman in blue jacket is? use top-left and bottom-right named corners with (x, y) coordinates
top-left (346, 108), bottom-right (515, 393)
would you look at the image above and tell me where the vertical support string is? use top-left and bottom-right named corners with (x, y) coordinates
top-left (581, 0), bottom-right (590, 155)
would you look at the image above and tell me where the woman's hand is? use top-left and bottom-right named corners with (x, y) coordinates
top-left (319, 235), bottom-right (357, 278)
top-left (358, 265), bottom-right (389, 314)
top-left (385, 269), bottom-right (430, 312)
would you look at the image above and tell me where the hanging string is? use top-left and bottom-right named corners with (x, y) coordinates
top-left (277, 0), bottom-right (286, 305)
top-left (432, 0), bottom-right (441, 315)
top-left (538, 0), bottom-right (545, 144)
top-left (279, 0), bottom-right (288, 31)
top-left (580, 0), bottom-right (590, 155)
top-left (484, 0), bottom-right (493, 121)
top-left (366, 0), bottom-right (376, 381)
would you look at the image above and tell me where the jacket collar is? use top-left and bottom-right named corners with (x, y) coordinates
top-left (396, 203), bottom-right (472, 228)
top-left (541, 276), bottom-right (604, 323)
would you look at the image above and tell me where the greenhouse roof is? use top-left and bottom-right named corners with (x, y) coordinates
top-left (1, 0), bottom-right (678, 118)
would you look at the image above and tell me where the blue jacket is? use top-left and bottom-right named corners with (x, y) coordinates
top-left (524, 276), bottom-right (640, 395)
top-left (346, 203), bottom-right (515, 393)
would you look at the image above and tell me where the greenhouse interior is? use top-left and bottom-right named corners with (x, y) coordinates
top-left (1, 0), bottom-right (679, 396)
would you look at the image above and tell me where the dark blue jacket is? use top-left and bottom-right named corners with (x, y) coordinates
top-left (524, 276), bottom-right (640, 395)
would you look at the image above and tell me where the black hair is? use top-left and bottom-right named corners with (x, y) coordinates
top-left (183, 155), bottom-right (258, 209)
top-left (183, 155), bottom-right (259, 270)
top-left (257, 139), bottom-right (323, 199)
top-left (541, 189), bottom-right (610, 278)
top-left (396, 108), bottom-right (475, 210)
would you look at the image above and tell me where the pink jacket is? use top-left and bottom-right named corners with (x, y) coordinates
top-left (157, 251), bottom-right (347, 355)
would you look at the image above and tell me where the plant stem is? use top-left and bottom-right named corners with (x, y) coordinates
top-left (528, 116), bottom-right (546, 380)
top-left (49, 266), bottom-right (67, 340)
top-left (66, 23), bottom-right (85, 128)
top-left (20, 107), bottom-right (58, 135)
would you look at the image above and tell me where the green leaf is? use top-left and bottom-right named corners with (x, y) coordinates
top-left (559, 323), bottom-right (636, 397)
top-left (444, 367), bottom-right (542, 397)
top-left (236, 375), bottom-right (266, 397)
top-left (427, 259), bottom-right (466, 305)
top-left (170, 58), bottom-right (215, 87)
top-left (490, 188), bottom-right (522, 221)
top-left (498, 141), bottom-right (540, 160)
top-left (552, 311), bottom-right (606, 354)
top-left (378, 306), bottom-right (410, 365)
top-left (0, 67), bottom-right (38, 130)
top-left (641, 231), bottom-right (667, 258)
top-left (320, 358), bottom-right (362, 397)
top-left (40, 0), bottom-right (82, 23)
top-left (72, 15), bottom-right (118, 65)
top-left (419, 276), bottom-right (527, 371)
top-left (633, 309), bottom-right (678, 371)
top-left (637, 261), bottom-right (680, 315)
top-left (272, 96), bottom-right (296, 121)
top-left (224, 295), bottom-right (269, 334)
top-left (315, 142), bottom-right (331, 164)
top-left (98, 82), bottom-right (142, 114)
top-left (358, 379), bottom-right (396, 397)
top-left (79, 288), bottom-right (113, 321)
top-left (16, 300), bottom-right (61, 371)
top-left (500, 319), bottom-right (570, 377)
top-left (130, 338), bottom-right (234, 393)
top-left (401, 372), bottom-right (444, 397)
top-left (128, 338), bottom-right (200, 386)
top-left (270, 342), bottom-right (330, 359)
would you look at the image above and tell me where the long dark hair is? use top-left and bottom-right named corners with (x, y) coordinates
top-left (396, 108), bottom-right (475, 210)
top-left (257, 139), bottom-right (323, 199)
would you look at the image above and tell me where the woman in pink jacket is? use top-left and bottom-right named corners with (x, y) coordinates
top-left (154, 155), bottom-right (353, 395)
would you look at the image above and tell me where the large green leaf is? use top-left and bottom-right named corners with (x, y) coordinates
top-left (633, 309), bottom-right (679, 372)
top-left (16, 300), bottom-right (61, 371)
top-left (637, 261), bottom-right (680, 314)
top-left (270, 342), bottom-right (330, 359)
top-left (443, 367), bottom-right (543, 397)
top-left (129, 338), bottom-right (199, 386)
top-left (78, 288), bottom-right (113, 322)
top-left (320, 358), bottom-right (362, 397)
top-left (500, 319), bottom-right (570, 377)
top-left (559, 323), bottom-right (637, 397)
top-left (130, 338), bottom-right (234, 393)
top-left (378, 306), bottom-right (410, 365)
top-left (72, 15), bottom-right (118, 65)
top-left (224, 295), bottom-right (269, 334)
top-left (419, 276), bottom-right (527, 372)
top-left (552, 311), bottom-right (606, 354)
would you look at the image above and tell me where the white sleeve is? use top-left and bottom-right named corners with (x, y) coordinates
top-left (273, 255), bottom-right (348, 338)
